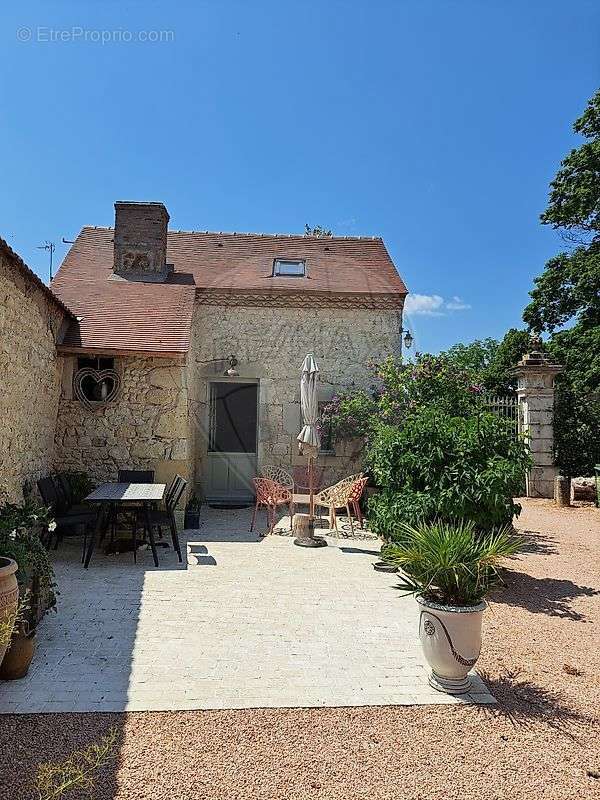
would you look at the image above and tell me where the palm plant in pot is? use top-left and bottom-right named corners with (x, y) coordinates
top-left (386, 519), bottom-right (522, 694)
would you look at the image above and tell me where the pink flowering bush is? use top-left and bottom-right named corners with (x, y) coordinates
top-left (323, 354), bottom-right (531, 536)
top-left (322, 354), bottom-right (482, 441)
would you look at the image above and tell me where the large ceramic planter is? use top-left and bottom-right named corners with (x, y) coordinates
top-left (416, 595), bottom-right (486, 694)
top-left (0, 631), bottom-right (36, 680)
top-left (0, 558), bottom-right (19, 666)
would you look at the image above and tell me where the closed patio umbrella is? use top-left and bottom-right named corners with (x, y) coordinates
top-left (295, 353), bottom-right (327, 548)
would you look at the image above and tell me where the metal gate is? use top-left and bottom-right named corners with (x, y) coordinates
top-left (482, 394), bottom-right (521, 439)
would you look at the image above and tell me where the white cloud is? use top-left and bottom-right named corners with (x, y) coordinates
top-left (446, 296), bottom-right (472, 311)
top-left (404, 293), bottom-right (471, 316)
top-left (404, 294), bottom-right (445, 316)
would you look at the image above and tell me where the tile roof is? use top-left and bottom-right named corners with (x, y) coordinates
top-left (51, 226), bottom-right (407, 356)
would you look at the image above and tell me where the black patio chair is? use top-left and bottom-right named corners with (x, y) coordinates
top-left (108, 469), bottom-right (156, 557)
top-left (164, 474), bottom-right (185, 509)
top-left (37, 477), bottom-right (97, 556)
top-left (55, 473), bottom-right (93, 515)
top-left (117, 469), bottom-right (155, 483)
top-left (147, 475), bottom-right (186, 563)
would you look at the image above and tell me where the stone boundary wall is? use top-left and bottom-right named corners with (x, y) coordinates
top-left (0, 241), bottom-right (69, 502)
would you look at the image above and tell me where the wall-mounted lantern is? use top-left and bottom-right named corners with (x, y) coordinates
top-left (400, 328), bottom-right (414, 349)
top-left (224, 355), bottom-right (239, 377)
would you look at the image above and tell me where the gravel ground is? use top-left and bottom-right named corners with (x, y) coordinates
top-left (1, 499), bottom-right (598, 800)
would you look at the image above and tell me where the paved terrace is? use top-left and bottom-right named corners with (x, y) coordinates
top-left (0, 508), bottom-right (493, 713)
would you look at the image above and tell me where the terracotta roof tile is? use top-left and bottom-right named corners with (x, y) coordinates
top-left (51, 226), bottom-right (407, 355)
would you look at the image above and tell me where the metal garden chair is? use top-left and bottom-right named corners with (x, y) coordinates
top-left (250, 477), bottom-right (294, 536)
top-left (260, 465), bottom-right (294, 491)
top-left (312, 473), bottom-right (363, 532)
top-left (37, 477), bottom-right (97, 556)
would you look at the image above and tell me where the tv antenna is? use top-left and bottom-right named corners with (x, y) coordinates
top-left (37, 241), bottom-right (56, 281)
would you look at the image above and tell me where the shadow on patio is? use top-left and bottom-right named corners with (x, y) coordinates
top-left (492, 568), bottom-right (599, 621)
top-left (0, 527), bottom-right (187, 716)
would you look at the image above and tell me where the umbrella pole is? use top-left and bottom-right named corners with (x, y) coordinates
top-left (308, 455), bottom-right (314, 524)
top-left (293, 451), bottom-right (327, 548)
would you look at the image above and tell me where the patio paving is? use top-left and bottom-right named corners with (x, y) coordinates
top-left (0, 507), bottom-right (494, 713)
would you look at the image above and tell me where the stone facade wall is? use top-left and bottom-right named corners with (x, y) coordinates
top-left (54, 356), bottom-right (189, 488)
top-left (0, 244), bottom-right (67, 503)
top-left (51, 299), bottom-right (402, 502)
top-left (189, 302), bottom-right (403, 497)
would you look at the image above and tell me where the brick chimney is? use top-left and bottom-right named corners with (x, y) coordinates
top-left (113, 201), bottom-right (171, 280)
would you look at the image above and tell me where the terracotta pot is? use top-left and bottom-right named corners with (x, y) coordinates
top-left (0, 558), bottom-right (19, 666)
top-left (373, 561), bottom-right (397, 573)
top-left (0, 631), bottom-right (36, 680)
top-left (416, 595), bottom-right (486, 694)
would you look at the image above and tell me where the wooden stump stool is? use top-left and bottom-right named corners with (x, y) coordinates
top-left (293, 513), bottom-right (327, 548)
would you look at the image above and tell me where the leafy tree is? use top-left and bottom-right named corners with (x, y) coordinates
top-left (524, 244), bottom-right (600, 333)
top-left (304, 224), bottom-right (332, 237)
top-left (538, 89), bottom-right (600, 240)
top-left (440, 338), bottom-right (499, 375)
top-left (523, 89), bottom-right (600, 476)
top-left (524, 89), bottom-right (600, 333)
top-left (322, 354), bottom-right (484, 442)
top-left (485, 329), bottom-right (531, 394)
top-left (439, 330), bottom-right (530, 395)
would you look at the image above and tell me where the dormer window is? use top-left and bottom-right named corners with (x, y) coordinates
top-left (273, 259), bottom-right (306, 277)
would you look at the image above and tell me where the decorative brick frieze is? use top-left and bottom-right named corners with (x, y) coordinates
top-left (196, 289), bottom-right (405, 310)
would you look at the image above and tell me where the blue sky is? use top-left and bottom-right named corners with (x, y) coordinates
top-left (1, 1), bottom-right (598, 353)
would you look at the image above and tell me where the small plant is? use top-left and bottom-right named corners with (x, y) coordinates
top-left (0, 500), bottom-right (58, 627)
top-left (186, 494), bottom-right (202, 512)
top-left (0, 591), bottom-right (29, 651)
top-left (57, 472), bottom-right (95, 505)
top-left (385, 519), bottom-right (523, 606)
top-left (34, 727), bottom-right (118, 799)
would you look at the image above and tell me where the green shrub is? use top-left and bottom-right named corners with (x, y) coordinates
top-left (0, 499), bottom-right (58, 628)
top-left (58, 471), bottom-right (95, 504)
top-left (324, 354), bottom-right (531, 536)
top-left (366, 407), bottom-right (531, 537)
top-left (385, 519), bottom-right (523, 606)
top-left (369, 488), bottom-right (435, 539)
top-left (553, 383), bottom-right (600, 477)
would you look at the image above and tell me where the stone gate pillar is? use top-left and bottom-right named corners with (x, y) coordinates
top-left (515, 338), bottom-right (563, 499)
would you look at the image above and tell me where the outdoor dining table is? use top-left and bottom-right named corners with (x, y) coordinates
top-left (83, 482), bottom-right (166, 569)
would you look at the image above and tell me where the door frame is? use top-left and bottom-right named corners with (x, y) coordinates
top-left (204, 378), bottom-right (260, 503)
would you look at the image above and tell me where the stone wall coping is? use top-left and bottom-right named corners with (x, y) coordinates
top-left (0, 236), bottom-right (76, 320)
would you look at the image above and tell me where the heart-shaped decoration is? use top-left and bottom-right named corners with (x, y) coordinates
top-left (73, 368), bottom-right (121, 412)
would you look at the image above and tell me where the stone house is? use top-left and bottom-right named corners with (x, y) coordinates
top-left (2, 202), bottom-right (408, 504)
